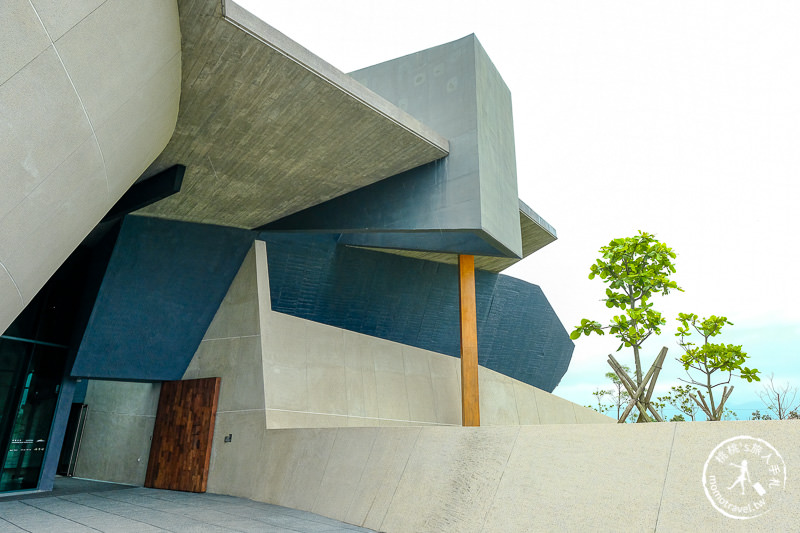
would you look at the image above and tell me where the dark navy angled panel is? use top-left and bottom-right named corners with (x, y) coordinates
top-left (260, 233), bottom-right (573, 392)
top-left (258, 159), bottom-right (518, 258)
top-left (72, 216), bottom-right (255, 381)
top-left (339, 230), bottom-right (505, 257)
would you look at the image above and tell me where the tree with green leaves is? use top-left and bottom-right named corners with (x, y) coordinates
top-left (675, 313), bottom-right (759, 421)
top-left (586, 368), bottom-right (640, 422)
top-left (603, 367), bottom-right (634, 421)
top-left (657, 384), bottom-right (701, 421)
top-left (571, 231), bottom-right (682, 422)
top-left (589, 387), bottom-right (612, 414)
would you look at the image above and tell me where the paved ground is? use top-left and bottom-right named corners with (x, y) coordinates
top-left (0, 478), bottom-right (376, 533)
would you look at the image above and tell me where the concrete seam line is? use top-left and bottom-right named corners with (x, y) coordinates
top-left (64, 490), bottom-right (169, 528)
top-left (310, 427), bottom-right (339, 514)
top-left (423, 349), bottom-right (442, 424)
top-left (511, 378), bottom-right (522, 425)
top-left (0, 260), bottom-right (24, 306)
top-left (480, 425), bottom-right (521, 531)
top-left (379, 426), bottom-right (423, 532)
top-left (654, 423), bottom-right (678, 531)
top-left (260, 408), bottom-right (460, 426)
top-left (18, 499), bottom-right (107, 530)
top-left (400, 348), bottom-right (412, 424)
top-left (534, 388), bottom-right (543, 424)
top-left (343, 427), bottom-right (379, 524)
top-left (27, 2), bottom-right (112, 197)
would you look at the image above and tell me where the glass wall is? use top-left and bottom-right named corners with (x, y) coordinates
top-left (0, 249), bottom-right (87, 493)
top-left (0, 339), bottom-right (66, 491)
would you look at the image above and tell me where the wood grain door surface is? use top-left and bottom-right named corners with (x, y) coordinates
top-left (145, 377), bottom-right (220, 492)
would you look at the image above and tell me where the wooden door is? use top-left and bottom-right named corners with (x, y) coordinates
top-left (145, 377), bottom-right (220, 492)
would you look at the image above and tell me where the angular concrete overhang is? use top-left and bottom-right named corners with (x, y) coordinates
top-left (353, 200), bottom-right (557, 273)
top-left (260, 35), bottom-right (531, 260)
top-left (135, 0), bottom-right (449, 229)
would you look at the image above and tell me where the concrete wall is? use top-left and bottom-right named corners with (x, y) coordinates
top-left (268, 34), bottom-right (523, 259)
top-left (73, 240), bottom-right (606, 487)
top-left (183, 240), bottom-right (606, 429)
top-left (0, 0), bottom-right (181, 334)
top-left (208, 422), bottom-right (800, 532)
top-left (261, 233), bottom-right (574, 393)
top-left (72, 380), bottom-right (161, 486)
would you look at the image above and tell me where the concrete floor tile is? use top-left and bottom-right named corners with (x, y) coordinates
top-left (0, 479), bottom-right (374, 533)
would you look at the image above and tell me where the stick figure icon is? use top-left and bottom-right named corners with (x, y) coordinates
top-left (728, 460), bottom-right (751, 495)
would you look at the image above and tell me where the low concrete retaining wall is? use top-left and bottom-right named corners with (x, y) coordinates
top-left (206, 421), bottom-right (798, 532)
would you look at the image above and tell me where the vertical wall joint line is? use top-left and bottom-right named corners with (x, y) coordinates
top-left (459, 254), bottom-right (480, 426)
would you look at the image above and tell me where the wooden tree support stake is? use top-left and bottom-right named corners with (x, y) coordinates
top-left (691, 391), bottom-right (713, 419)
top-left (609, 347), bottom-right (668, 423)
top-left (689, 386), bottom-right (734, 421)
top-left (715, 386), bottom-right (734, 419)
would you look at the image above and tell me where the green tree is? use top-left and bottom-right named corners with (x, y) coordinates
top-left (587, 369), bottom-right (640, 422)
top-left (571, 231), bottom-right (682, 422)
top-left (751, 410), bottom-right (773, 421)
top-left (722, 407), bottom-right (739, 421)
top-left (675, 313), bottom-right (760, 421)
top-left (657, 384), bottom-right (701, 421)
top-left (589, 387), bottom-right (612, 414)
top-left (603, 366), bottom-right (637, 421)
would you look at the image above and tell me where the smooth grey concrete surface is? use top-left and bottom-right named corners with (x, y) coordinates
top-left (136, 0), bottom-right (448, 229)
top-left (0, 478), bottom-right (374, 532)
top-left (212, 423), bottom-right (798, 532)
top-left (0, 0), bottom-right (180, 334)
top-left (267, 33), bottom-right (540, 261)
top-left (182, 241), bottom-right (609, 430)
top-left (343, 35), bottom-right (523, 258)
top-left (363, 201), bottom-right (558, 272)
top-left (73, 381), bottom-right (161, 485)
top-left (75, 241), bottom-right (607, 492)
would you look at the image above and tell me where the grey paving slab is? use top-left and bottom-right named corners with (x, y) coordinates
top-left (0, 522), bottom-right (28, 533)
top-left (0, 478), bottom-right (375, 533)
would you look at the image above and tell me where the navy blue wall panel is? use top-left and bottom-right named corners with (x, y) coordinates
top-left (70, 217), bottom-right (570, 390)
top-left (260, 233), bottom-right (573, 392)
top-left (72, 216), bottom-right (254, 381)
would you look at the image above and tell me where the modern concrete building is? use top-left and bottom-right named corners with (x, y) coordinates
top-left (1, 0), bottom-right (599, 496)
top-left (6, 2), bottom-right (795, 532)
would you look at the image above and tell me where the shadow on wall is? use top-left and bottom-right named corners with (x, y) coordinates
top-left (260, 232), bottom-right (573, 392)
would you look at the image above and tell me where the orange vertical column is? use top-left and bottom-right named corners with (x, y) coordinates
top-left (459, 254), bottom-right (480, 426)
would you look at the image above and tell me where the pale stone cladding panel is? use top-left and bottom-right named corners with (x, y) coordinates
top-left (0, 0), bottom-right (180, 333)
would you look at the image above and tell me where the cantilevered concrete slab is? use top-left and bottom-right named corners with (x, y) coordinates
top-left (135, 0), bottom-right (449, 229)
top-left (356, 200), bottom-right (557, 273)
top-left (262, 35), bottom-right (527, 259)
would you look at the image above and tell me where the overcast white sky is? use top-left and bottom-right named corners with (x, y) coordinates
top-left (239, 1), bottom-right (800, 419)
